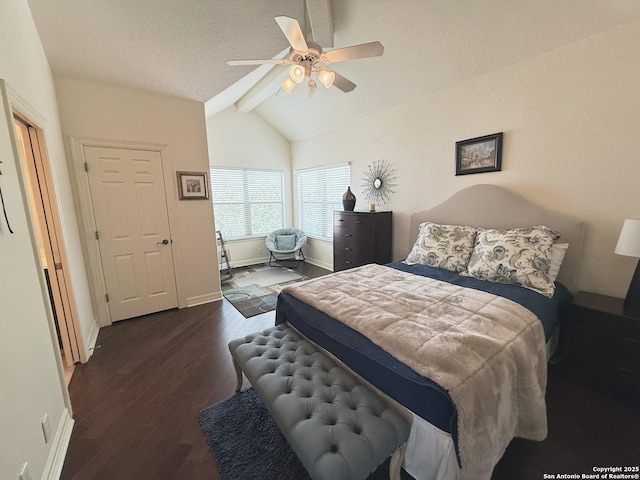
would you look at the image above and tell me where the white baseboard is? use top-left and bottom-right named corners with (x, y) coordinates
top-left (83, 320), bottom-right (100, 362)
top-left (42, 408), bottom-right (74, 480)
top-left (305, 257), bottom-right (333, 272)
top-left (186, 291), bottom-right (223, 307)
top-left (222, 257), bottom-right (332, 272)
top-left (228, 256), bottom-right (270, 269)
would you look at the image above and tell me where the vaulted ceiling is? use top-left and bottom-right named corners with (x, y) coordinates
top-left (27, 0), bottom-right (640, 142)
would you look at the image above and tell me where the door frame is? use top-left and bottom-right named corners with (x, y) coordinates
top-left (14, 115), bottom-right (83, 366)
top-left (69, 137), bottom-right (184, 326)
top-left (4, 83), bottom-right (86, 365)
top-left (2, 79), bottom-right (77, 414)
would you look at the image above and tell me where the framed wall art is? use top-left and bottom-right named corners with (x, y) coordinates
top-left (455, 132), bottom-right (503, 176)
top-left (176, 171), bottom-right (209, 200)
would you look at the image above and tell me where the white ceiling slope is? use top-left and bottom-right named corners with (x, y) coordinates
top-left (27, 0), bottom-right (305, 102)
top-left (27, 0), bottom-right (640, 143)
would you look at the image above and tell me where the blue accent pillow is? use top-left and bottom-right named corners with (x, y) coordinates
top-left (276, 234), bottom-right (296, 251)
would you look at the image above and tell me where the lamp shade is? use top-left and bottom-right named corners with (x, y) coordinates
top-left (289, 64), bottom-right (305, 84)
top-left (615, 218), bottom-right (640, 257)
top-left (316, 67), bottom-right (335, 88)
top-left (308, 79), bottom-right (320, 98)
top-left (281, 76), bottom-right (296, 94)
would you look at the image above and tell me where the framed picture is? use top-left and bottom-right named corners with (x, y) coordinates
top-left (455, 132), bottom-right (503, 176)
top-left (176, 171), bottom-right (209, 200)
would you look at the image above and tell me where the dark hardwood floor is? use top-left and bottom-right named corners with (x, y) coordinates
top-left (61, 299), bottom-right (265, 480)
top-left (61, 271), bottom-right (640, 480)
top-left (493, 364), bottom-right (639, 479)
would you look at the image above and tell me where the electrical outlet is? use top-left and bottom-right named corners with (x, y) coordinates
top-left (41, 414), bottom-right (51, 444)
top-left (19, 462), bottom-right (32, 480)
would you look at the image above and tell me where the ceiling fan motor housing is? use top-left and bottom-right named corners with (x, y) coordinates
top-left (290, 42), bottom-right (322, 65)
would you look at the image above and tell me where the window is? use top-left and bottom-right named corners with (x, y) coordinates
top-left (296, 164), bottom-right (350, 240)
top-left (210, 167), bottom-right (285, 239)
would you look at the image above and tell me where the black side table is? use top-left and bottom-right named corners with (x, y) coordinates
top-left (560, 291), bottom-right (640, 402)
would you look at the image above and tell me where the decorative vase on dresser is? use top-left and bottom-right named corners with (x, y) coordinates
top-left (333, 211), bottom-right (392, 272)
top-left (342, 186), bottom-right (356, 211)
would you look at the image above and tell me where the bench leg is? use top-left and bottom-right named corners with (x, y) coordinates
top-left (389, 442), bottom-right (407, 480)
top-left (232, 357), bottom-right (243, 392)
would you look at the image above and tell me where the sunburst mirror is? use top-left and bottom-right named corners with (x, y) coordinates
top-left (361, 159), bottom-right (398, 208)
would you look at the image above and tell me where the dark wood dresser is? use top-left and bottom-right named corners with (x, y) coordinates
top-left (560, 291), bottom-right (640, 402)
top-left (333, 211), bottom-right (392, 272)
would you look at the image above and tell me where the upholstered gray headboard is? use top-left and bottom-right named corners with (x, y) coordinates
top-left (409, 184), bottom-right (585, 293)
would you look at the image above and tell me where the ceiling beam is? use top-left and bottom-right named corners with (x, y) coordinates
top-left (235, 63), bottom-right (289, 112)
top-left (305, 0), bottom-right (333, 48)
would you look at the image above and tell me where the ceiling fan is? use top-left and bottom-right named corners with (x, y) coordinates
top-left (227, 16), bottom-right (384, 97)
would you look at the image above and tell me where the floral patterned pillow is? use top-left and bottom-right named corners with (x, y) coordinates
top-left (405, 222), bottom-right (478, 272)
top-left (464, 225), bottom-right (560, 297)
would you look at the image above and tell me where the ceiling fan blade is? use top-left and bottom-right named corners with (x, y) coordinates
top-left (274, 16), bottom-right (309, 53)
top-left (227, 59), bottom-right (291, 66)
top-left (320, 41), bottom-right (384, 63)
top-left (332, 71), bottom-right (357, 93)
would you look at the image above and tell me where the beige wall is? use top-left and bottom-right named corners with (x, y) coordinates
top-left (0, 0), bottom-right (80, 477)
top-left (55, 77), bottom-right (221, 307)
top-left (206, 106), bottom-right (292, 267)
top-left (205, 106), bottom-right (334, 271)
top-left (293, 18), bottom-right (640, 297)
top-left (0, 2), bottom-right (634, 478)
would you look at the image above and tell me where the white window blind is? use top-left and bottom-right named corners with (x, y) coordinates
top-left (296, 164), bottom-right (350, 240)
top-left (210, 167), bottom-right (285, 239)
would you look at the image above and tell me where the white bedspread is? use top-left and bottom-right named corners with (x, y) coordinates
top-left (282, 264), bottom-right (548, 480)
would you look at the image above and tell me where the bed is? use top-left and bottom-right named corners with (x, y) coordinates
top-left (275, 184), bottom-right (585, 480)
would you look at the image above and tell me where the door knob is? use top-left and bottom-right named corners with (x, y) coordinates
top-left (157, 239), bottom-right (169, 245)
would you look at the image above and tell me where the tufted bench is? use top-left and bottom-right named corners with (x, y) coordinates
top-left (228, 324), bottom-right (411, 480)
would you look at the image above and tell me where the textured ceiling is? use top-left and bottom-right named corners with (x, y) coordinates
top-left (27, 0), bottom-right (304, 102)
top-left (27, 0), bottom-right (640, 142)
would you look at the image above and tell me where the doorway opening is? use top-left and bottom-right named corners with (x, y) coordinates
top-left (13, 113), bottom-right (82, 384)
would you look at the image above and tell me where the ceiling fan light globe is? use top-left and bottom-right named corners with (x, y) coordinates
top-left (281, 76), bottom-right (296, 94)
top-left (308, 79), bottom-right (320, 98)
top-left (289, 64), bottom-right (305, 83)
top-left (316, 67), bottom-right (335, 88)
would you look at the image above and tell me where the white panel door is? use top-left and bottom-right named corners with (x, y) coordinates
top-left (85, 146), bottom-right (177, 321)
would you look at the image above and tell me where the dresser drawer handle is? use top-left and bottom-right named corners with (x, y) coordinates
top-left (621, 336), bottom-right (640, 346)
top-left (344, 233), bottom-right (352, 237)
top-left (345, 260), bottom-right (352, 264)
top-left (344, 247), bottom-right (352, 251)
top-left (616, 366), bottom-right (637, 375)
top-left (337, 219), bottom-right (344, 222)
top-left (355, 220), bottom-right (363, 224)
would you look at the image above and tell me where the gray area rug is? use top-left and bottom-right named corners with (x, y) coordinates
top-left (199, 388), bottom-right (310, 480)
top-left (223, 288), bottom-right (278, 318)
top-left (231, 268), bottom-right (302, 288)
top-left (221, 264), bottom-right (305, 318)
top-left (198, 388), bottom-right (403, 480)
